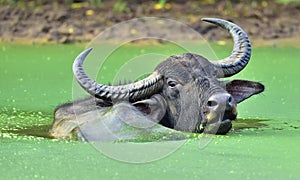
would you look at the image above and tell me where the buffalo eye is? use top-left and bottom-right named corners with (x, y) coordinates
top-left (167, 80), bottom-right (177, 88)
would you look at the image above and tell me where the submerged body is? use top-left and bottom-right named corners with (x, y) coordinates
top-left (50, 18), bottom-right (264, 141)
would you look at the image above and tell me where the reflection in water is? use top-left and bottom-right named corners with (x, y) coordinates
top-left (2, 118), bottom-right (270, 141)
top-left (232, 118), bottom-right (269, 131)
top-left (2, 125), bottom-right (53, 139)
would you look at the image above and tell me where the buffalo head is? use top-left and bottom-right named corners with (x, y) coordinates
top-left (67, 18), bottom-right (264, 136)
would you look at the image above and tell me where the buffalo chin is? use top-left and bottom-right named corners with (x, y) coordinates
top-left (204, 119), bottom-right (233, 135)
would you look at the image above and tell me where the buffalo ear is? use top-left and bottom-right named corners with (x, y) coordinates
top-left (225, 80), bottom-right (265, 103)
top-left (133, 94), bottom-right (167, 123)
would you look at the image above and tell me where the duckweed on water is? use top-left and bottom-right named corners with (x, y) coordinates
top-left (0, 106), bottom-right (271, 142)
top-left (0, 108), bottom-right (52, 139)
top-left (1, 44), bottom-right (300, 179)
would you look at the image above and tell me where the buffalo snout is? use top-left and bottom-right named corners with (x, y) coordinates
top-left (205, 93), bottom-right (237, 124)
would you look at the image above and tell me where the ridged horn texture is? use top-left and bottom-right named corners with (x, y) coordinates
top-left (202, 18), bottom-right (252, 78)
top-left (73, 48), bottom-right (163, 102)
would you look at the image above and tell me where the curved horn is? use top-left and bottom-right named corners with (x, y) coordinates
top-left (202, 18), bottom-right (251, 78)
top-left (73, 48), bottom-right (163, 102)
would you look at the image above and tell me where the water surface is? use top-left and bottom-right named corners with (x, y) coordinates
top-left (0, 43), bottom-right (299, 179)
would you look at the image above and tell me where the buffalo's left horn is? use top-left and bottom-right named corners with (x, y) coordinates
top-left (202, 18), bottom-right (251, 78)
top-left (73, 48), bottom-right (163, 102)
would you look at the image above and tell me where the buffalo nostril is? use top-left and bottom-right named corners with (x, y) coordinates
top-left (226, 95), bottom-right (235, 109)
top-left (207, 93), bottom-right (235, 110)
top-left (207, 100), bottom-right (218, 107)
top-left (228, 96), bottom-right (232, 103)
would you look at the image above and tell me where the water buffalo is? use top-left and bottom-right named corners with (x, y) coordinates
top-left (50, 18), bottom-right (264, 141)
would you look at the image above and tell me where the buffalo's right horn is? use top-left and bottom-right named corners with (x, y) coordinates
top-left (73, 48), bottom-right (163, 102)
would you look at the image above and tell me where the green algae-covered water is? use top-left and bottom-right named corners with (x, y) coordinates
top-left (0, 43), bottom-right (299, 179)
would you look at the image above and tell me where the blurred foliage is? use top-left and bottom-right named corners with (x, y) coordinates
top-left (113, 0), bottom-right (127, 12)
top-left (153, 0), bottom-right (171, 10)
top-left (90, 0), bottom-right (102, 7)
